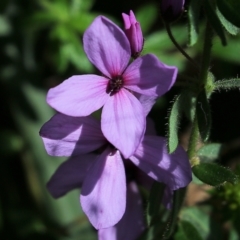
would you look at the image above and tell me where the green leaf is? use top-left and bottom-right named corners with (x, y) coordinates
top-left (214, 78), bottom-right (240, 90)
top-left (147, 182), bottom-right (165, 226)
top-left (168, 95), bottom-right (181, 153)
top-left (181, 90), bottom-right (197, 122)
top-left (196, 90), bottom-right (211, 142)
top-left (216, 8), bottom-right (239, 35)
top-left (204, 0), bottom-right (227, 46)
top-left (174, 220), bottom-right (203, 240)
top-left (0, 15), bottom-right (11, 36)
top-left (163, 188), bottom-right (186, 239)
top-left (192, 163), bottom-right (238, 186)
top-left (136, 3), bottom-right (158, 34)
top-left (197, 143), bottom-right (221, 160)
top-left (188, 0), bottom-right (202, 46)
top-left (180, 207), bottom-right (210, 239)
top-left (217, 0), bottom-right (240, 28)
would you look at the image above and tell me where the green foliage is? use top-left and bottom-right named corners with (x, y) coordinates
top-left (162, 188), bottom-right (186, 239)
top-left (147, 182), bottom-right (165, 226)
top-left (168, 95), bottom-right (182, 153)
top-left (188, 0), bottom-right (202, 46)
top-left (180, 207), bottom-right (211, 239)
top-left (192, 163), bottom-right (238, 186)
top-left (144, 26), bottom-right (191, 71)
top-left (216, 8), bottom-right (240, 36)
top-left (136, 3), bottom-right (158, 34)
top-left (174, 220), bottom-right (203, 240)
top-left (214, 78), bottom-right (240, 90)
top-left (29, 0), bottom-right (97, 72)
top-left (211, 35), bottom-right (240, 64)
top-left (204, 0), bottom-right (227, 46)
top-left (217, 0), bottom-right (240, 28)
top-left (197, 143), bottom-right (222, 161)
top-left (0, 15), bottom-right (11, 36)
top-left (196, 90), bottom-right (211, 142)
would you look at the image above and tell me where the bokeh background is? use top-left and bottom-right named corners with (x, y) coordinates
top-left (1, 0), bottom-right (240, 239)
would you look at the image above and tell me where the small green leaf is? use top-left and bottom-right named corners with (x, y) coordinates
top-left (216, 8), bottom-right (239, 35)
top-left (196, 90), bottom-right (211, 142)
top-left (174, 220), bottom-right (203, 240)
top-left (168, 95), bottom-right (181, 153)
top-left (163, 188), bottom-right (186, 239)
top-left (204, 0), bottom-right (227, 46)
top-left (147, 182), bottom-right (165, 226)
top-left (214, 78), bottom-right (240, 90)
top-left (217, 0), bottom-right (240, 28)
top-left (192, 163), bottom-right (238, 186)
top-left (180, 207), bottom-right (210, 239)
top-left (188, 0), bottom-right (202, 46)
top-left (197, 143), bottom-right (221, 160)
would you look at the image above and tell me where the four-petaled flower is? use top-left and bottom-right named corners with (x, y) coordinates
top-left (40, 113), bottom-right (192, 230)
top-left (46, 16), bottom-right (178, 159)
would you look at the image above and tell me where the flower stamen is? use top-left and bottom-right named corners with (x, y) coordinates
top-left (106, 75), bottom-right (124, 96)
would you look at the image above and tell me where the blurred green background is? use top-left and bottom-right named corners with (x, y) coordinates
top-left (1, 0), bottom-right (240, 239)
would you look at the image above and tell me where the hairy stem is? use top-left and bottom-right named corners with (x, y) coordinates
top-left (165, 23), bottom-right (200, 71)
top-left (199, 20), bottom-right (213, 85)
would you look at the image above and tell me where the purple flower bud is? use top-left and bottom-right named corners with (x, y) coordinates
top-left (122, 10), bottom-right (144, 58)
top-left (160, 0), bottom-right (185, 22)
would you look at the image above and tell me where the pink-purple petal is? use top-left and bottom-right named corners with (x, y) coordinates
top-left (39, 113), bottom-right (106, 157)
top-left (47, 154), bottom-right (97, 198)
top-left (81, 148), bottom-right (126, 229)
top-left (122, 13), bottom-right (131, 29)
top-left (123, 54), bottom-right (178, 96)
top-left (47, 75), bottom-right (109, 117)
top-left (101, 89), bottom-right (145, 159)
top-left (98, 181), bottom-right (145, 240)
top-left (83, 16), bottom-right (131, 78)
top-left (129, 136), bottom-right (192, 190)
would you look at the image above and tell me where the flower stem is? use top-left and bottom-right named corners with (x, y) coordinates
top-left (187, 114), bottom-right (199, 161)
top-left (199, 20), bottom-right (213, 86)
top-left (165, 23), bottom-right (200, 71)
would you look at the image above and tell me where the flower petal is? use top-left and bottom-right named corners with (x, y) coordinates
top-left (101, 89), bottom-right (145, 158)
top-left (81, 149), bottom-right (126, 229)
top-left (40, 113), bottom-right (106, 157)
top-left (135, 93), bottom-right (157, 116)
top-left (123, 54), bottom-right (178, 96)
top-left (47, 154), bottom-right (97, 198)
top-left (129, 136), bottom-right (192, 190)
top-left (98, 181), bottom-right (145, 240)
top-left (47, 75), bottom-right (109, 116)
top-left (83, 16), bottom-right (131, 78)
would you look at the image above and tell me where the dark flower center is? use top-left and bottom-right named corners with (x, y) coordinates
top-left (106, 75), bottom-right (124, 96)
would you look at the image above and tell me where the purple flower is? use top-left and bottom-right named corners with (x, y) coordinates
top-left (46, 16), bottom-right (178, 159)
top-left (40, 113), bottom-right (192, 229)
top-left (98, 182), bottom-right (145, 240)
top-left (122, 10), bottom-right (144, 58)
top-left (160, 0), bottom-right (185, 22)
